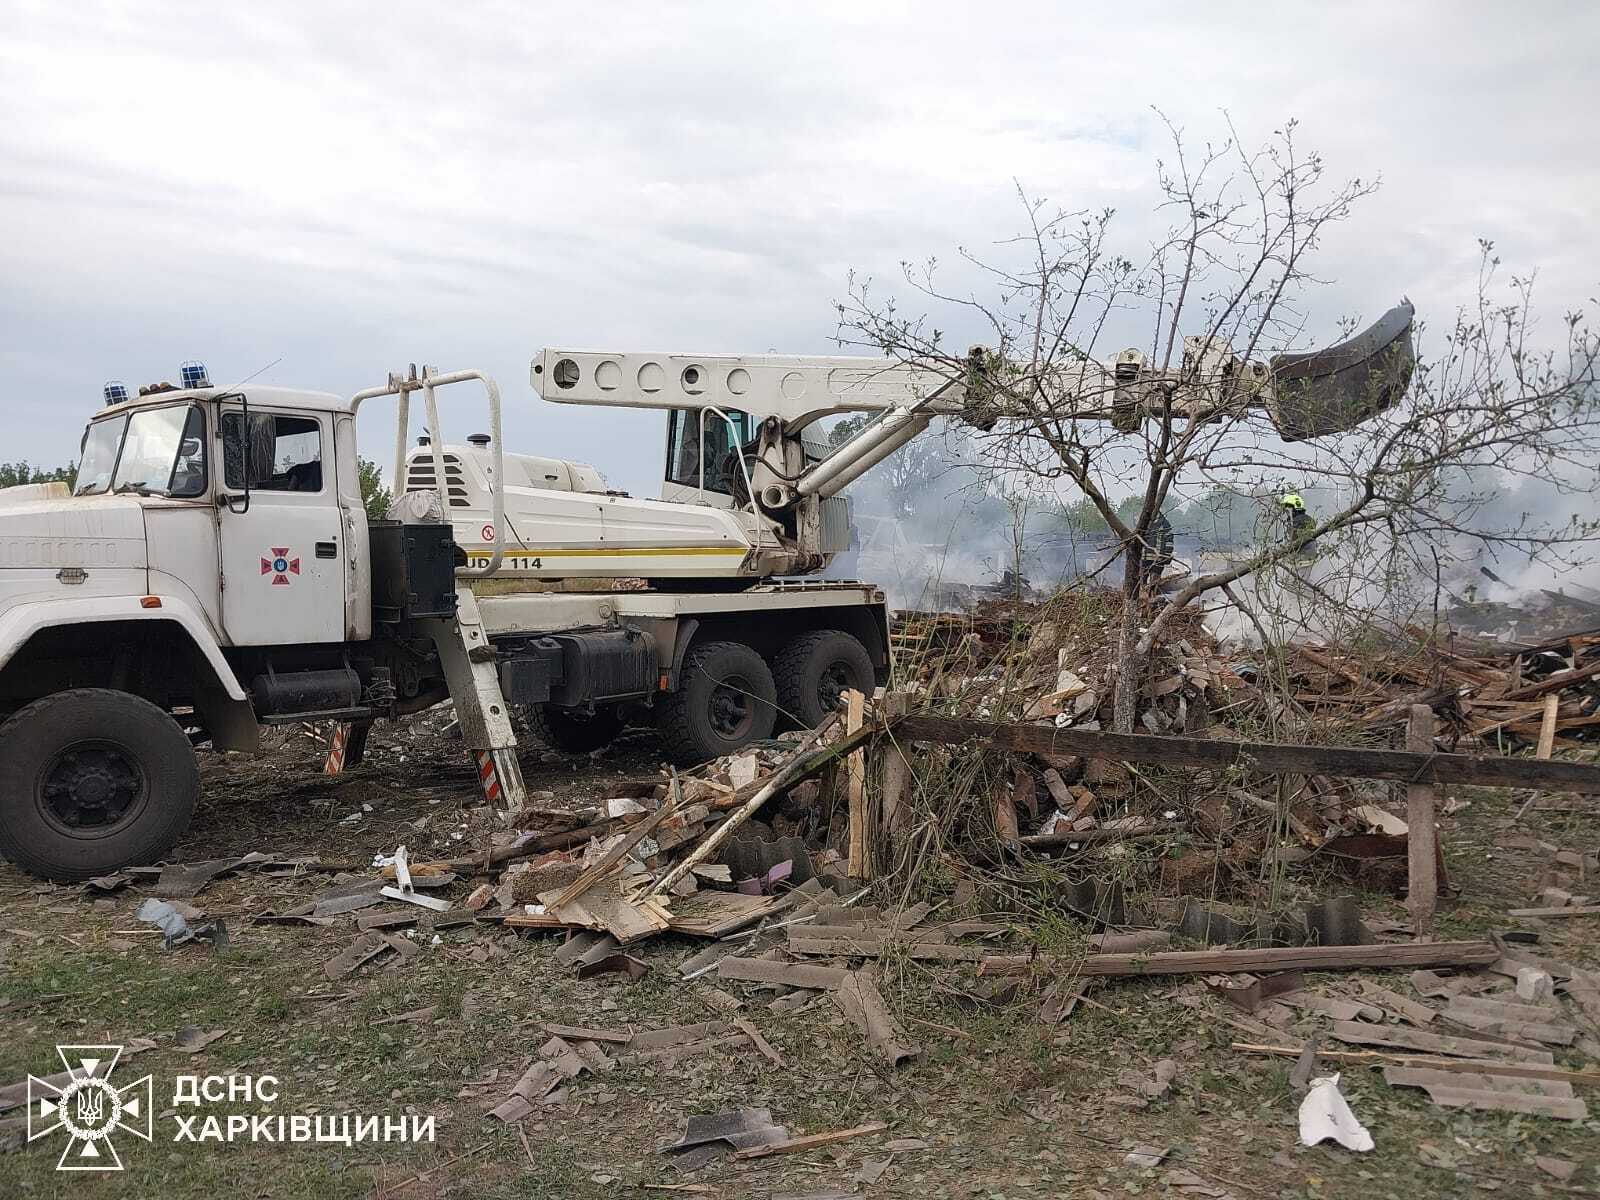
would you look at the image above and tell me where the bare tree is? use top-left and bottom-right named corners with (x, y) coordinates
top-left (837, 117), bottom-right (1600, 732)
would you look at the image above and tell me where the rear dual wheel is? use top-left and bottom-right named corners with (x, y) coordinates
top-left (773, 630), bottom-right (875, 729)
top-left (656, 641), bottom-right (777, 765)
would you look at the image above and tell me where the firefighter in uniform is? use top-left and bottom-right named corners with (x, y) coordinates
top-left (1143, 510), bottom-right (1174, 590)
top-left (1280, 492), bottom-right (1314, 548)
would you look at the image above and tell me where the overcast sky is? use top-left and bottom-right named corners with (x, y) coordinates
top-left (2, 1), bottom-right (1595, 495)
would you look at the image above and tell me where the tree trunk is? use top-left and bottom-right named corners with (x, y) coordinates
top-left (1112, 553), bottom-right (1144, 733)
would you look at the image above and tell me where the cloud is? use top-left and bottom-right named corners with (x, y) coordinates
top-left (0, 0), bottom-right (1594, 493)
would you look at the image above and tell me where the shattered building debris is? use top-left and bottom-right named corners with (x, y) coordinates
top-left (11, 582), bottom-right (1600, 1181)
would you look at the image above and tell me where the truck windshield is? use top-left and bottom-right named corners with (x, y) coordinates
top-left (75, 405), bottom-right (207, 498)
top-left (74, 415), bottom-right (128, 496)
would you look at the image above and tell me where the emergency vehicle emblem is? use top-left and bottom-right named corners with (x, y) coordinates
top-left (260, 548), bottom-right (301, 586)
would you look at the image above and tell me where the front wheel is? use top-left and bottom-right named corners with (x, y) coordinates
top-left (0, 689), bottom-right (199, 881)
top-left (656, 640), bottom-right (777, 765)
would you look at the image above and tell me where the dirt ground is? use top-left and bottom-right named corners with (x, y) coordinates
top-left (2, 715), bottom-right (1597, 1200)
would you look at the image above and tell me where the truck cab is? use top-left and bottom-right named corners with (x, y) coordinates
top-left (66, 379), bottom-right (371, 647)
top-left (0, 371), bottom-right (387, 880)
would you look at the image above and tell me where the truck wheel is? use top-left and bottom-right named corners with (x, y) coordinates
top-left (657, 640), bottom-right (777, 764)
top-left (0, 689), bottom-right (199, 882)
top-left (524, 704), bottom-right (625, 754)
top-left (774, 630), bottom-right (874, 729)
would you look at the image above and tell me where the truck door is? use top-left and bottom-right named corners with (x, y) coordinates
top-left (217, 405), bottom-right (346, 645)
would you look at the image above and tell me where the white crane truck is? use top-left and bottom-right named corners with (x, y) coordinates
top-left (0, 302), bottom-right (1414, 879)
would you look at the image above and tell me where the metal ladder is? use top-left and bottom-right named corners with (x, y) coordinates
top-left (422, 586), bottom-right (528, 807)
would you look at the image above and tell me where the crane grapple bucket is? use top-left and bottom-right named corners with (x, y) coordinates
top-left (1268, 299), bottom-right (1415, 441)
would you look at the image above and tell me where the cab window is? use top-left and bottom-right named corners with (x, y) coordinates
top-left (665, 409), bottom-right (752, 495)
top-left (108, 405), bottom-right (207, 498)
top-left (223, 412), bottom-right (324, 492)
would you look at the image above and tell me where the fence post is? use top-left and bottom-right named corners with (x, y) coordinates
top-left (879, 694), bottom-right (911, 842)
top-left (845, 690), bottom-right (869, 879)
top-left (1406, 704), bottom-right (1439, 939)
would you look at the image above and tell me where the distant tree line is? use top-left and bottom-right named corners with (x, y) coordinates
top-left (0, 458), bottom-right (393, 519)
top-left (0, 461), bottom-right (75, 488)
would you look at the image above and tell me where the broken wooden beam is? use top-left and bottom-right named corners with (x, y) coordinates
top-left (977, 940), bottom-right (1499, 978)
top-left (732, 1120), bottom-right (888, 1160)
top-left (647, 714), bottom-right (842, 898)
top-left (786, 936), bottom-right (986, 962)
top-left (897, 714), bottom-right (1600, 792)
top-left (547, 790), bottom-right (679, 913)
top-left (1018, 822), bottom-right (1183, 849)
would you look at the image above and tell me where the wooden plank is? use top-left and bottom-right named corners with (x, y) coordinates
top-left (845, 690), bottom-right (867, 879)
top-left (666, 893), bottom-right (790, 938)
top-left (732, 1120), bottom-right (888, 1160)
top-left (1328, 1019), bottom-right (1554, 1064)
top-left (705, 720), bottom-right (878, 812)
top-left (731, 1017), bottom-right (784, 1067)
top-left (979, 940), bottom-right (1498, 978)
top-left (1230, 1042), bottom-right (1600, 1087)
top-left (787, 936), bottom-right (986, 962)
top-left (1498, 656), bottom-right (1600, 701)
top-left (1506, 905), bottom-right (1600, 918)
top-left (794, 923), bottom-right (949, 942)
top-left (1407, 705), bottom-right (1439, 939)
top-left (897, 714), bottom-right (1600, 793)
top-left (1536, 693), bottom-right (1561, 759)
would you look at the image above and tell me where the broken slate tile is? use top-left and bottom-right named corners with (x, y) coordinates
top-left (658, 1106), bottom-right (788, 1170)
top-left (1123, 1144), bottom-right (1170, 1168)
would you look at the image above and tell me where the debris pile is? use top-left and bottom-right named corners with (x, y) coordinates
top-left (1271, 627), bottom-right (1600, 755)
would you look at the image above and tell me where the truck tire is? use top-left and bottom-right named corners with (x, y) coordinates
top-left (773, 630), bottom-right (875, 729)
top-left (0, 689), bottom-right (199, 882)
top-left (524, 704), bottom-right (625, 754)
top-left (657, 640), bottom-right (777, 764)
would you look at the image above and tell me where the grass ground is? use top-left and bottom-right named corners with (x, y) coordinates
top-left (2, 720), bottom-right (1596, 1199)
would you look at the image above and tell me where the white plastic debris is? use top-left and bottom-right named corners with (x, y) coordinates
top-left (1298, 1073), bottom-right (1374, 1152)
top-left (136, 898), bottom-right (191, 945)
